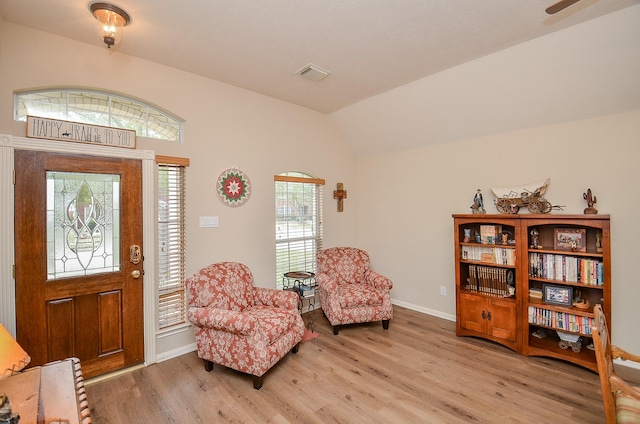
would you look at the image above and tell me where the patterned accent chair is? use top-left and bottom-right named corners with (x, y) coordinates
top-left (186, 262), bottom-right (305, 389)
top-left (316, 247), bottom-right (393, 335)
top-left (592, 304), bottom-right (640, 423)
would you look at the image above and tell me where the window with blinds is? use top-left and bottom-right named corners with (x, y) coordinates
top-left (157, 156), bottom-right (189, 330)
top-left (275, 172), bottom-right (325, 288)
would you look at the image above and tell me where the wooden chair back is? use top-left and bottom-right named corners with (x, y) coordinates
top-left (592, 303), bottom-right (640, 423)
top-left (592, 303), bottom-right (617, 422)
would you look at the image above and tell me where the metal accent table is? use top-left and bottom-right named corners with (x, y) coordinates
top-left (282, 271), bottom-right (316, 331)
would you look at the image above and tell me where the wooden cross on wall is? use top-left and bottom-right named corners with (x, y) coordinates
top-left (333, 183), bottom-right (347, 212)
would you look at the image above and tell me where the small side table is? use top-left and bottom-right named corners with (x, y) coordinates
top-left (282, 271), bottom-right (316, 331)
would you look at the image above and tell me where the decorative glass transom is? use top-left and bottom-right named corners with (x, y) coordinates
top-left (47, 171), bottom-right (120, 279)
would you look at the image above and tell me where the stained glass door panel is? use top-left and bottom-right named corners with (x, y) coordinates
top-left (47, 172), bottom-right (121, 279)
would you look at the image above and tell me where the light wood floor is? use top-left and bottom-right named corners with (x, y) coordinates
top-left (86, 306), bottom-right (636, 423)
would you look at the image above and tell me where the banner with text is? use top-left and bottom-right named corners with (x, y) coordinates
top-left (27, 116), bottom-right (136, 149)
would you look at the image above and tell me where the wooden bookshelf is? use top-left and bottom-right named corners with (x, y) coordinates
top-left (453, 214), bottom-right (611, 372)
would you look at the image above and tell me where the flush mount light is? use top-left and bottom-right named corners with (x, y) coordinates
top-left (295, 63), bottom-right (332, 81)
top-left (89, 2), bottom-right (131, 49)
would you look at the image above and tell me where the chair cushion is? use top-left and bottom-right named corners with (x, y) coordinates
top-left (318, 247), bottom-right (370, 284)
top-left (616, 390), bottom-right (640, 423)
top-left (246, 306), bottom-right (302, 345)
top-left (187, 262), bottom-right (255, 311)
top-left (338, 284), bottom-right (385, 308)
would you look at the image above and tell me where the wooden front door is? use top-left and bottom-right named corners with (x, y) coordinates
top-left (14, 150), bottom-right (144, 378)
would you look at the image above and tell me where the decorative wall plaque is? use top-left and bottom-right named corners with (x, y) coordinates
top-left (216, 168), bottom-right (251, 207)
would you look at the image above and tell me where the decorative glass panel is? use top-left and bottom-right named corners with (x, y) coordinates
top-left (47, 172), bottom-right (120, 279)
top-left (15, 89), bottom-right (183, 142)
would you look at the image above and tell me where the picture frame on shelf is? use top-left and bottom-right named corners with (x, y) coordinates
top-left (554, 228), bottom-right (586, 252)
top-left (543, 284), bottom-right (573, 306)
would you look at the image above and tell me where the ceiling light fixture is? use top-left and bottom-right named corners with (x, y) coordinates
top-left (89, 2), bottom-right (131, 49)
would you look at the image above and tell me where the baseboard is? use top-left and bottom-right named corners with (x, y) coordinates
top-left (156, 342), bottom-right (197, 363)
top-left (391, 299), bottom-right (456, 322)
top-left (615, 359), bottom-right (640, 372)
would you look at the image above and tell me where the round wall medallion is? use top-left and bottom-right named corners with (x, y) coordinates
top-left (216, 168), bottom-right (251, 207)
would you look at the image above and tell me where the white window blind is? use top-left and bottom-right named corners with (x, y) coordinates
top-left (157, 156), bottom-right (189, 330)
top-left (275, 173), bottom-right (324, 288)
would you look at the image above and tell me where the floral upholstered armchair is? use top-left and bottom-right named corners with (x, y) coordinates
top-left (186, 262), bottom-right (305, 389)
top-left (316, 247), bottom-right (393, 335)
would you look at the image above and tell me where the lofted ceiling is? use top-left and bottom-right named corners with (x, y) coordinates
top-left (0, 0), bottom-right (638, 115)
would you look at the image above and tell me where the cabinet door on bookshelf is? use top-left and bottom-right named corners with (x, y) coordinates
top-left (490, 298), bottom-right (518, 341)
top-left (459, 293), bottom-right (485, 334)
top-left (459, 294), bottom-right (517, 342)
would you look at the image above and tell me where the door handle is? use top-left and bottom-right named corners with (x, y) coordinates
top-left (481, 310), bottom-right (486, 320)
top-left (131, 270), bottom-right (141, 279)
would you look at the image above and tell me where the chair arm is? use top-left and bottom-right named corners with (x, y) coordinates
top-left (187, 306), bottom-right (258, 336)
top-left (316, 272), bottom-right (338, 291)
top-left (253, 287), bottom-right (299, 310)
top-left (364, 270), bottom-right (393, 290)
top-left (610, 375), bottom-right (640, 399)
top-left (612, 345), bottom-right (640, 364)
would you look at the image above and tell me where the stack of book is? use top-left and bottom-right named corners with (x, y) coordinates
top-left (294, 284), bottom-right (315, 298)
top-left (529, 288), bottom-right (543, 302)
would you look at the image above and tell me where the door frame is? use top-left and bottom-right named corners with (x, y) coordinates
top-left (0, 133), bottom-right (158, 366)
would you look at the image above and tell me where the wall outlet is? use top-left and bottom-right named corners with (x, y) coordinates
top-left (440, 286), bottom-right (447, 296)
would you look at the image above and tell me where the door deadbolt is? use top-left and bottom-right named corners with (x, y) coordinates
top-left (131, 270), bottom-right (141, 279)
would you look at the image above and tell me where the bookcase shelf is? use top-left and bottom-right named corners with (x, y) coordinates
top-left (528, 278), bottom-right (605, 290)
top-left (528, 333), bottom-right (596, 370)
top-left (453, 214), bottom-right (610, 372)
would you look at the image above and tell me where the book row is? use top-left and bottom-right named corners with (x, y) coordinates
top-left (528, 253), bottom-right (604, 285)
top-left (461, 245), bottom-right (516, 266)
top-left (465, 265), bottom-right (515, 297)
top-left (528, 306), bottom-right (594, 335)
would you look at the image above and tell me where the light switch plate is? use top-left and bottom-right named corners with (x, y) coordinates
top-left (199, 216), bottom-right (219, 228)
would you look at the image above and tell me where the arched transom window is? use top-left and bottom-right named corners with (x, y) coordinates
top-left (14, 89), bottom-right (183, 142)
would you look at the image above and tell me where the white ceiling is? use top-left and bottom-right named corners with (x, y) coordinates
top-left (0, 0), bottom-right (638, 114)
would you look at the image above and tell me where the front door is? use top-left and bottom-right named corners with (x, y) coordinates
top-left (14, 150), bottom-right (144, 378)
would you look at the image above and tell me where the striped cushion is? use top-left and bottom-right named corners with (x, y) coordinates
top-left (616, 390), bottom-right (640, 424)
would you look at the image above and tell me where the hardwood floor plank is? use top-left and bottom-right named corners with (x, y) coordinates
top-left (85, 305), bottom-right (634, 423)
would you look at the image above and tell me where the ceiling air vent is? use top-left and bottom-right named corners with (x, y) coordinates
top-left (295, 63), bottom-right (331, 81)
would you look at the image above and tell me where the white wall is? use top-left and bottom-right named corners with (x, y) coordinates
top-left (330, 7), bottom-right (640, 357)
top-left (0, 22), bottom-right (358, 358)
